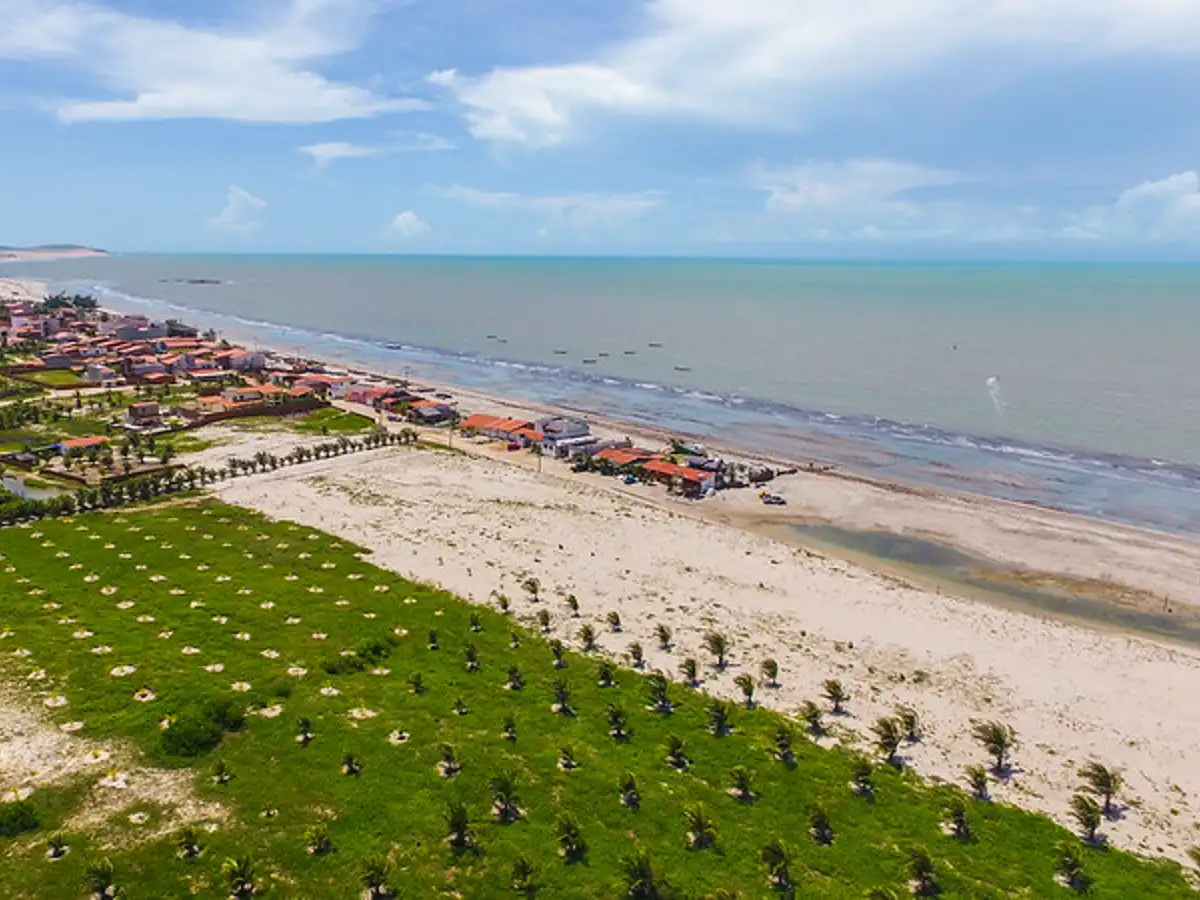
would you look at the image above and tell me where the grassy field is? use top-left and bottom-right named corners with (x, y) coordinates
top-left (34, 370), bottom-right (84, 388)
top-left (290, 407), bottom-right (375, 435)
top-left (0, 502), bottom-right (1192, 898)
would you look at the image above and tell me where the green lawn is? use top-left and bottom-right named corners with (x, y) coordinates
top-left (36, 370), bottom-right (84, 387)
top-left (0, 502), bottom-right (1191, 899)
top-left (290, 407), bottom-right (375, 435)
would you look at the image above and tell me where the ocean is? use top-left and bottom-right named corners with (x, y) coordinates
top-left (9, 254), bottom-right (1200, 535)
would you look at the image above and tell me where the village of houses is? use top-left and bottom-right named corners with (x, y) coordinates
top-left (1, 295), bottom-right (778, 500)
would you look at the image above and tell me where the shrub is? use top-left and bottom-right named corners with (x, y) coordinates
top-left (160, 696), bottom-right (245, 758)
top-left (0, 801), bottom-right (38, 838)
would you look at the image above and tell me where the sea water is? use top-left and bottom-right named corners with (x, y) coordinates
top-left (10, 254), bottom-right (1200, 534)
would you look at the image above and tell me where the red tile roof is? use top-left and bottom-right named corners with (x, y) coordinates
top-left (61, 435), bottom-right (109, 450)
top-left (461, 413), bottom-right (502, 431)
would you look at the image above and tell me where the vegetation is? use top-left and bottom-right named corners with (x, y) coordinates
top-left (1078, 761), bottom-right (1123, 816)
top-left (0, 502), bottom-right (1191, 897)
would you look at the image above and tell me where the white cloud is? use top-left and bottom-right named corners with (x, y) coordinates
top-left (299, 141), bottom-right (380, 168)
top-left (1065, 172), bottom-right (1200, 241)
top-left (437, 184), bottom-right (663, 230)
top-left (0, 0), bottom-right (427, 123)
top-left (299, 133), bottom-right (455, 168)
top-left (207, 185), bottom-right (266, 234)
top-left (434, 0), bottom-right (1200, 146)
top-left (386, 211), bottom-right (429, 239)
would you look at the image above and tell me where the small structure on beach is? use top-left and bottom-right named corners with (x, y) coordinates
top-left (405, 399), bottom-right (456, 425)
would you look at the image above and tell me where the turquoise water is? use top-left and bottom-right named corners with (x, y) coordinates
top-left (10, 254), bottom-right (1200, 533)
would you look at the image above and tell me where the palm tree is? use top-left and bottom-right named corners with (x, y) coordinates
top-left (972, 720), bottom-right (1017, 773)
top-left (800, 700), bottom-right (825, 736)
top-left (872, 717), bottom-right (903, 764)
top-left (907, 847), bottom-right (938, 897)
top-left (505, 665), bottom-right (524, 691)
top-left (497, 595), bottom-right (512, 615)
top-left (558, 745), bottom-right (579, 771)
top-left (522, 576), bottom-right (541, 602)
top-left (444, 802), bottom-right (474, 849)
top-left (579, 624), bottom-right (598, 651)
top-left (551, 678), bottom-right (574, 715)
top-left (964, 764), bottom-right (989, 800)
top-left (304, 823), bottom-right (333, 855)
top-left (176, 825), bottom-right (202, 859)
top-left (773, 725), bottom-right (796, 764)
top-left (607, 610), bottom-right (623, 632)
top-left (47, 832), bottom-right (70, 860)
top-left (944, 797), bottom-right (969, 840)
top-left (702, 631), bottom-right (729, 669)
top-left (556, 813), bottom-right (586, 861)
top-left (565, 594), bottom-right (580, 617)
top-left (655, 623), bottom-right (672, 650)
top-left (620, 848), bottom-right (659, 899)
top-left (1078, 761), bottom-right (1123, 816)
top-left (607, 704), bottom-right (630, 740)
top-left (222, 855), bottom-right (257, 898)
top-left (438, 743), bottom-right (461, 778)
top-left (619, 772), bottom-right (640, 809)
top-left (490, 772), bottom-right (522, 823)
top-left (84, 857), bottom-right (118, 898)
top-left (509, 630), bottom-right (521, 650)
top-left (463, 643), bottom-right (480, 672)
top-left (707, 699), bottom-right (733, 736)
top-left (536, 609), bottom-right (552, 632)
top-left (360, 854), bottom-right (392, 899)
top-left (734, 672), bottom-right (755, 708)
top-left (628, 642), bottom-right (645, 669)
top-left (453, 697), bottom-right (469, 716)
top-left (341, 752), bottom-right (362, 776)
top-left (760, 658), bottom-right (779, 687)
top-left (897, 706), bottom-right (920, 742)
top-left (647, 673), bottom-right (673, 713)
top-left (681, 657), bottom-right (699, 687)
top-left (408, 671), bottom-right (426, 694)
top-left (664, 734), bottom-right (689, 770)
top-left (427, 629), bottom-right (439, 650)
top-left (511, 854), bottom-right (538, 894)
top-left (597, 660), bottom-right (617, 688)
top-left (729, 766), bottom-right (755, 802)
top-left (1054, 840), bottom-right (1088, 891)
top-left (212, 760), bottom-right (233, 785)
top-left (850, 757), bottom-right (873, 796)
top-left (550, 639), bottom-right (566, 669)
top-left (502, 714), bottom-right (517, 742)
top-left (807, 805), bottom-right (834, 845)
top-left (822, 679), bottom-right (848, 713)
top-left (761, 839), bottom-right (793, 892)
top-left (469, 612), bottom-right (483, 633)
top-left (684, 803), bottom-right (717, 850)
top-left (1070, 793), bottom-right (1102, 843)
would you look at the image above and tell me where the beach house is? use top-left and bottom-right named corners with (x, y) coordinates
top-left (126, 401), bottom-right (164, 428)
top-left (83, 363), bottom-right (121, 386)
top-left (641, 459), bottom-right (717, 497)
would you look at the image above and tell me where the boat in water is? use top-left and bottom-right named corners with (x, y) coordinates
top-left (674, 365), bottom-right (692, 372)
top-left (582, 358), bottom-right (598, 365)
top-left (648, 342), bottom-right (663, 348)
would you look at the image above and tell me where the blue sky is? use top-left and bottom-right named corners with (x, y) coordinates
top-left (3, 0), bottom-right (1200, 256)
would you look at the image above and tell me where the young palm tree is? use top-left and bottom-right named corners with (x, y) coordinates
top-left (304, 823), bottom-right (333, 855)
top-left (800, 700), bottom-right (825, 736)
top-left (706, 699), bottom-right (733, 736)
top-left (597, 659), bottom-right (617, 688)
top-left (760, 658), bottom-right (779, 687)
top-left (565, 595), bottom-right (580, 617)
top-left (734, 672), bottom-right (755, 708)
top-left (222, 855), bottom-right (257, 899)
top-left (655, 623), bottom-right (673, 650)
top-left (463, 643), bottom-right (480, 672)
top-left (1078, 761), bottom-right (1123, 816)
top-left (511, 854), bottom-right (538, 894)
top-left (907, 847), bottom-right (938, 897)
top-left (664, 734), bottom-right (689, 770)
top-left (497, 595), bottom-right (512, 615)
top-left (469, 612), bottom-right (482, 633)
top-left (647, 672), bottom-right (673, 713)
top-left (628, 642), bottom-right (645, 669)
top-left (945, 797), bottom-right (970, 840)
top-left (502, 714), bottom-right (517, 742)
top-left (453, 697), bottom-right (469, 716)
top-left (607, 704), bottom-right (631, 740)
top-left (556, 813), bottom-right (586, 861)
top-left (579, 623), bottom-right (598, 651)
top-left (620, 848), bottom-right (659, 899)
top-left (550, 639), bottom-right (566, 669)
top-left (444, 802), bottom-right (474, 849)
top-left (551, 677), bottom-right (574, 715)
top-left (84, 857), bottom-right (118, 899)
top-left (761, 840), bottom-right (793, 892)
top-left (1054, 840), bottom-right (1088, 890)
top-left (408, 671), bottom-right (426, 694)
top-left (681, 657), bottom-right (700, 687)
top-left (490, 772), bottom-right (522, 823)
top-left (971, 720), bottom-right (1017, 774)
top-left (536, 609), bottom-right (552, 632)
top-left (1188, 846), bottom-right (1200, 872)
top-left (505, 665), bottom-right (524, 691)
top-left (522, 577), bottom-right (541, 602)
top-left (702, 631), bottom-right (729, 669)
top-left (808, 805), bottom-right (834, 845)
top-left (896, 706), bottom-right (920, 742)
top-left (964, 764), bottom-right (989, 800)
top-left (295, 716), bottom-right (314, 747)
top-left (212, 760), bottom-right (234, 785)
top-left (619, 772), bottom-right (641, 809)
top-left (729, 766), bottom-right (755, 802)
top-left (773, 725), bottom-right (796, 764)
top-left (822, 679), bottom-right (848, 713)
top-left (341, 752), bottom-right (362, 776)
top-left (438, 743), bottom-right (461, 778)
top-left (175, 825), bottom-right (202, 859)
top-left (47, 833), bottom-right (70, 860)
top-left (427, 629), bottom-right (439, 651)
top-left (509, 630), bottom-right (521, 650)
top-left (684, 803), bottom-right (717, 850)
top-left (558, 745), bottom-right (579, 771)
top-left (1070, 793), bottom-right (1102, 843)
top-left (872, 716), bottom-right (904, 765)
top-left (360, 854), bottom-right (392, 899)
top-left (850, 757), bottom-right (873, 796)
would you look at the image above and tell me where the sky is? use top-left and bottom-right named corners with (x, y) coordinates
top-left (2, 0), bottom-right (1200, 257)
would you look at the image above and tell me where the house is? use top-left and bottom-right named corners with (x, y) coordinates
top-left (223, 387), bottom-right (269, 405)
top-left (641, 460), bottom-right (717, 497)
top-left (537, 416), bottom-right (590, 442)
top-left (55, 435), bottom-right (109, 456)
top-left (126, 402), bottom-right (163, 428)
top-left (38, 352), bottom-right (75, 370)
top-left (165, 319), bottom-right (199, 338)
top-left (83, 363), bottom-right (121, 387)
top-left (185, 368), bottom-right (228, 385)
top-left (107, 316), bottom-right (169, 342)
top-left (227, 349), bottom-right (266, 372)
top-left (406, 399), bottom-right (456, 425)
top-left (460, 413), bottom-right (503, 434)
top-left (593, 447), bottom-right (661, 468)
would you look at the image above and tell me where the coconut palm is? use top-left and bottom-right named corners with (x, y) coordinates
top-left (800, 700), bottom-right (825, 736)
top-left (620, 848), bottom-right (659, 899)
top-left (341, 752), bottom-right (362, 776)
top-left (707, 699), bottom-right (733, 736)
top-left (497, 595), bottom-right (512, 615)
top-left (522, 577), bottom-right (541, 602)
top-left (551, 678), bottom-right (574, 715)
top-left (47, 832), bottom-right (70, 860)
top-left (729, 766), bottom-right (755, 802)
top-left (84, 857), bottom-right (118, 898)
top-left (427, 629), bottom-right (439, 650)
top-left (360, 854), bottom-right (392, 899)
top-left (222, 855), bottom-right (257, 898)
top-left (620, 772), bottom-right (641, 809)
top-left (463, 643), bottom-right (480, 672)
top-left (444, 802), bottom-right (474, 849)
top-left (597, 660), bottom-right (617, 688)
top-left (1189, 846), bottom-right (1200, 871)
top-left (502, 714), bottom-right (517, 741)
top-left (681, 657), bottom-right (700, 687)
top-left (558, 745), bottom-right (579, 770)
top-left (1078, 761), bottom-right (1123, 816)
top-left (607, 704), bottom-right (631, 740)
top-left (509, 630), bottom-right (521, 650)
top-left (505, 665), bottom-right (524, 691)
top-left (579, 624), bottom-right (598, 651)
top-left (468, 611), bottom-right (482, 633)
top-left (628, 642), bottom-right (645, 669)
top-left (1070, 793), bottom-right (1102, 843)
top-left (964, 764), bottom-right (989, 800)
top-left (537, 609), bottom-right (552, 632)
top-left (971, 720), bottom-right (1017, 774)
top-left (647, 673), bottom-right (673, 712)
top-left (907, 847), bottom-right (938, 897)
top-left (773, 725), bottom-right (796, 764)
top-left (760, 658), bottom-right (779, 687)
top-left (945, 797), bottom-right (970, 840)
top-left (408, 672), bottom-right (426, 694)
top-left (438, 743), bottom-right (461, 777)
top-left (490, 772), bottom-right (522, 823)
top-left (1054, 840), bottom-right (1088, 891)
top-left (850, 757), bottom-right (873, 796)
top-left (664, 734), bottom-right (689, 770)
top-left (761, 840), bottom-right (793, 892)
top-left (296, 717), bottom-right (314, 747)
top-left (801, 805), bottom-right (832, 846)
top-left (176, 825), bottom-right (202, 859)
top-left (872, 716), bottom-right (904, 764)
top-left (822, 679), bottom-right (848, 713)
top-left (702, 631), bottom-right (729, 669)
top-left (511, 854), bottom-right (538, 894)
top-left (734, 672), bottom-right (755, 708)
top-left (684, 803), bottom-right (717, 850)
top-left (550, 639), bottom-right (566, 669)
top-left (453, 697), bottom-right (469, 716)
top-left (556, 813), bottom-right (586, 861)
top-left (655, 623), bottom-right (673, 650)
top-left (304, 823), bottom-right (333, 855)
top-left (212, 760), bottom-right (233, 785)
top-left (565, 595), bottom-right (580, 617)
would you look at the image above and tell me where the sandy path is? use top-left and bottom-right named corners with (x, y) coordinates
top-left (215, 443), bottom-right (1200, 866)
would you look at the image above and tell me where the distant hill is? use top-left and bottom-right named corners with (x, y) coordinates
top-left (0, 243), bottom-right (104, 251)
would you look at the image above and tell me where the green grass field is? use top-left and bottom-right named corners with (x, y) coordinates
top-left (0, 502), bottom-right (1192, 898)
top-left (290, 407), bottom-right (375, 435)
top-left (35, 370), bottom-right (84, 387)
